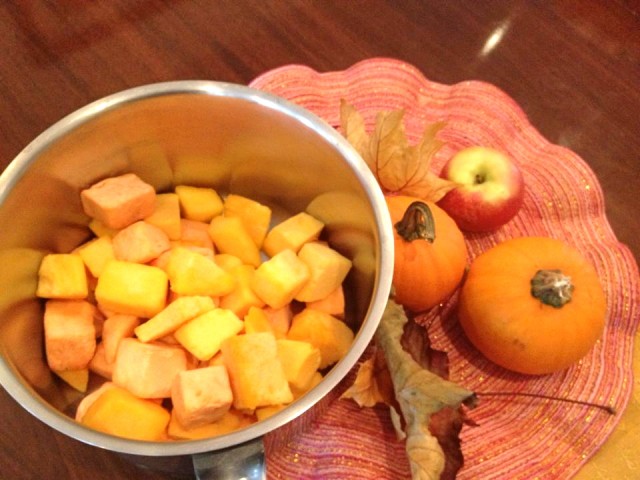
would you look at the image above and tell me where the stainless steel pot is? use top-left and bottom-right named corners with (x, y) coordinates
top-left (0, 81), bottom-right (394, 479)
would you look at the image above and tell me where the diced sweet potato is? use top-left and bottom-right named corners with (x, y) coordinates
top-left (145, 193), bottom-right (182, 240)
top-left (75, 236), bottom-right (116, 278)
top-left (174, 308), bottom-right (244, 361)
top-left (166, 247), bottom-right (235, 297)
top-left (223, 194), bottom-right (272, 248)
top-left (276, 339), bottom-right (321, 390)
top-left (112, 338), bottom-right (188, 398)
top-left (219, 264), bottom-right (265, 318)
top-left (171, 365), bottom-right (233, 429)
top-left (221, 332), bottom-right (293, 411)
top-left (112, 221), bottom-right (171, 263)
top-left (95, 260), bottom-right (168, 318)
top-left (251, 249), bottom-right (310, 309)
top-left (167, 409), bottom-right (252, 440)
top-left (175, 185), bottom-right (224, 222)
top-left (81, 173), bottom-right (156, 229)
top-left (306, 285), bottom-right (345, 318)
top-left (287, 308), bottom-right (354, 369)
top-left (294, 242), bottom-right (352, 302)
top-left (134, 295), bottom-right (216, 343)
top-left (80, 384), bottom-right (171, 441)
top-left (102, 314), bottom-right (140, 363)
top-left (208, 215), bottom-right (261, 267)
top-left (44, 300), bottom-right (97, 371)
top-left (37, 253), bottom-right (88, 299)
top-left (262, 212), bottom-right (324, 257)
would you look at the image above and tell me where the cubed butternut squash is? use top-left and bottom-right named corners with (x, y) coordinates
top-left (44, 300), bottom-right (97, 371)
top-left (37, 254), bottom-right (88, 300)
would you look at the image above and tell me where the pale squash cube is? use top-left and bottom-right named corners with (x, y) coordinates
top-left (221, 332), bottom-right (293, 411)
top-left (208, 215), bottom-right (261, 267)
top-left (174, 308), bottom-right (244, 361)
top-left (306, 285), bottom-right (345, 318)
top-left (44, 300), bottom-right (97, 371)
top-left (112, 221), bottom-right (171, 264)
top-left (145, 193), bottom-right (182, 240)
top-left (175, 185), bottom-right (224, 222)
top-left (80, 384), bottom-right (171, 441)
top-left (95, 260), bottom-right (168, 318)
top-left (251, 249), bottom-right (310, 309)
top-left (134, 295), bottom-right (216, 343)
top-left (75, 236), bottom-right (115, 278)
top-left (166, 247), bottom-right (235, 297)
top-left (276, 339), bottom-right (322, 390)
top-left (113, 338), bottom-right (188, 398)
top-left (287, 308), bottom-right (354, 369)
top-left (53, 368), bottom-right (89, 393)
top-left (178, 219), bottom-right (214, 251)
top-left (102, 314), bottom-right (140, 363)
top-left (223, 194), bottom-right (272, 247)
top-left (294, 242), bottom-right (352, 302)
top-left (262, 212), bottom-right (324, 257)
top-left (243, 306), bottom-right (275, 336)
top-left (220, 264), bottom-right (265, 317)
top-left (171, 365), bottom-right (233, 429)
top-left (81, 173), bottom-right (156, 229)
top-left (37, 253), bottom-right (88, 299)
top-left (167, 409), bottom-right (252, 440)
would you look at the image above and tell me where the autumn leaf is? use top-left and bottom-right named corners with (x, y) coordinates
top-left (340, 100), bottom-right (457, 202)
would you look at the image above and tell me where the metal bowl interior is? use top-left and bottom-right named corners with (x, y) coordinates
top-left (0, 81), bottom-right (394, 458)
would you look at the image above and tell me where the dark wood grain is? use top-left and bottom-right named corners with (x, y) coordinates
top-left (1, 1), bottom-right (638, 478)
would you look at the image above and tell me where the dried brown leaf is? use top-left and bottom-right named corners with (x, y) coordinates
top-left (340, 101), bottom-right (457, 202)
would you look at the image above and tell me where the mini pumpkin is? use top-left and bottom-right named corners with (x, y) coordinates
top-left (458, 236), bottom-right (606, 375)
top-left (386, 195), bottom-right (468, 312)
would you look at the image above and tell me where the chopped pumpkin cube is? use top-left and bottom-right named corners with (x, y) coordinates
top-left (80, 173), bottom-right (156, 229)
top-left (306, 285), bottom-right (345, 318)
top-left (276, 339), bottom-right (322, 390)
top-left (223, 194), bottom-right (272, 247)
top-left (102, 314), bottom-right (140, 363)
top-left (166, 247), bottom-right (235, 297)
top-left (214, 253), bottom-right (244, 272)
top-left (174, 308), bottom-right (244, 361)
top-left (75, 236), bottom-right (116, 278)
top-left (171, 365), bottom-right (233, 429)
top-left (221, 332), bottom-right (293, 411)
top-left (262, 212), bottom-right (324, 257)
top-left (167, 409), bottom-right (252, 440)
top-left (263, 305), bottom-right (293, 339)
top-left (112, 338), bottom-right (188, 398)
top-left (294, 242), bottom-right (352, 302)
top-left (134, 295), bottom-right (216, 343)
top-left (251, 249), bottom-right (310, 309)
top-left (208, 215), bottom-right (261, 267)
top-left (145, 193), bottom-right (182, 240)
top-left (219, 264), bottom-right (265, 317)
top-left (178, 219), bottom-right (214, 251)
top-left (44, 300), bottom-right (97, 371)
top-left (37, 253), bottom-right (88, 299)
top-left (112, 221), bottom-right (171, 263)
top-left (175, 185), bottom-right (224, 222)
top-left (80, 384), bottom-right (170, 441)
top-left (243, 306), bottom-right (275, 336)
top-left (95, 260), bottom-right (168, 318)
top-left (287, 308), bottom-right (354, 369)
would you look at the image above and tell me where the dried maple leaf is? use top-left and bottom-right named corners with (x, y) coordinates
top-left (374, 300), bottom-right (476, 480)
top-left (340, 100), bottom-right (457, 202)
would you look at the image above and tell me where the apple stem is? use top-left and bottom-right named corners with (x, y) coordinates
top-left (474, 173), bottom-right (485, 184)
top-left (394, 201), bottom-right (436, 243)
top-left (477, 390), bottom-right (616, 415)
top-left (530, 269), bottom-right (574, 308)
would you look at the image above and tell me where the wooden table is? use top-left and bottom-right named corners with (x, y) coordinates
top-left (1, 1), bottom-right (638, 478)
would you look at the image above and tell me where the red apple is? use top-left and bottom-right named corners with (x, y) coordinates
top-left (437, 146), bottom-right (524, 232)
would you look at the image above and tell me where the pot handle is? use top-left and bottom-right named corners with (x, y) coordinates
top-left (192, 437), bottom-right (266, 480)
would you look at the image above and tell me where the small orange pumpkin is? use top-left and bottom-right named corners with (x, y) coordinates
top-left (386, 195), bottom-right (468, 312)
top-left (458, 236), bottom-right (606, 375)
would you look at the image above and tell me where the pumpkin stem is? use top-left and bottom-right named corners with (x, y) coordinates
top-left (530, 269), bottom-right (574, 308)
top-left (395, 201), bottom-right (436, 243)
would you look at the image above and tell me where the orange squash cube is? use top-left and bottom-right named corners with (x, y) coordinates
top-left (44, 300), bottom-right (97, 371)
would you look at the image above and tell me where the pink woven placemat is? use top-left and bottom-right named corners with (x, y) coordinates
top-left (250, 58), bottom-right (640, 479)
